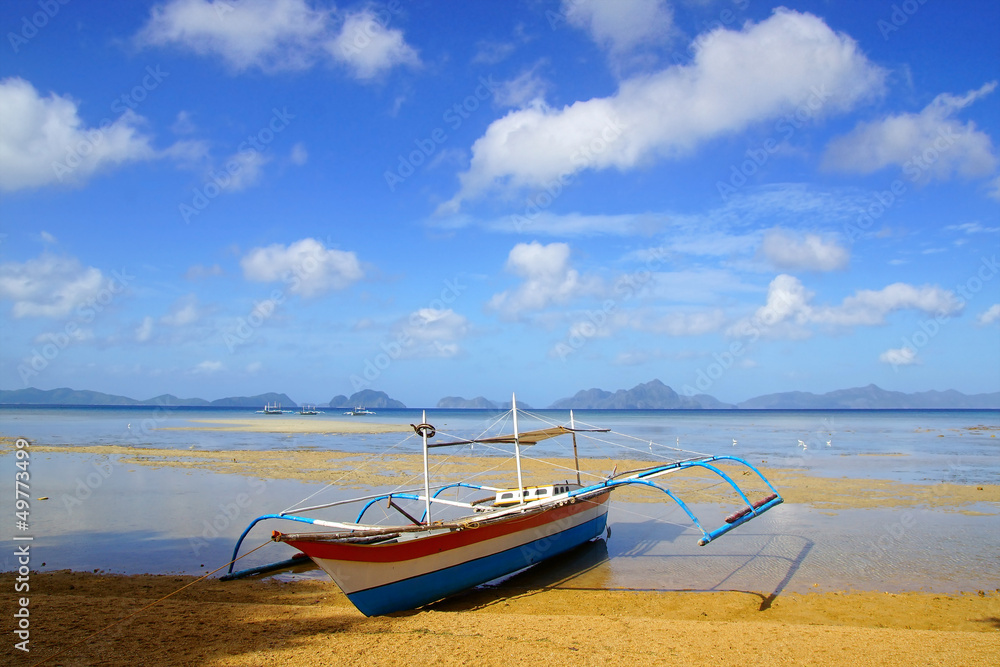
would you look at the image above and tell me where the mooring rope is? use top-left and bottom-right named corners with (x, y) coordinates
top-left (30, 540), bottom-right (272, 667)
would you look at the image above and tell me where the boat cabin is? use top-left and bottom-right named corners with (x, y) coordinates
top-left (494, 483), bottom-right (578, 507)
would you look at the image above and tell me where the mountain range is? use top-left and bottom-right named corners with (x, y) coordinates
top-left (1, 381), bottom-right (997, 409)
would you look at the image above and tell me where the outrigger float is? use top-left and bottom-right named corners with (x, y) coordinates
top-left (226, 396), bottom-right (783, 616)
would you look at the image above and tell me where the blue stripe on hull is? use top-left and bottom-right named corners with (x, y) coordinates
top-left (347, 512), bottom-right (609, 616)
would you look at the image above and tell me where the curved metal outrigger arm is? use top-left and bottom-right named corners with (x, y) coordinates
top-left (574, 455), bottom-right (784, 547)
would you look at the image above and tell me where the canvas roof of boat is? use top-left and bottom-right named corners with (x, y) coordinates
top-left (427, 424), bottom-right (609, 448)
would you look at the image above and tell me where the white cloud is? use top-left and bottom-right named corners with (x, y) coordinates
top-left (224, 148), bottom-right (271, 190)
top-left (822, 82), bottom-right (998, 182)
top-left (398, 308), bottom-right (470, 359)
top-left (161, 295), bottom-right (200, 326)
top-left (879, 346), bottom-right (918, 367)
top-left (978, 304), bottom-right (1000, 325)
top-left (494, 66), bottom-right (549, 109)
top-left (759, 228), bottom-right (849, 271)
top-left (135, 316), bottom-right (154, 342)
top-left (488, 242), bottom-right (596, 319)
top-left (811, 282), bottom-right (963, 326)
top-left (40, 231), bottom-right (57, 244)
top-left (0, 253), bottom-right (106, 318)
top-left (136, 0), bottom-right (420, 79)
top-left (442, 9), bottom-right (884, 211)
top-left (326, 8), bottom-right (421, 80)
top-left (136, 0), bottom-right (329, 72)
top-left (728, 274), bottom-right (963, 338)
top-left (240, 237), bottom-right (364, 297)
top-left (0, 78), bottom-right (156, 192)
top-left (563, 0), bottom-right (673, 56)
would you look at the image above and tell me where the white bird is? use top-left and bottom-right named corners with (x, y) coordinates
top-left (127, 423), bottom-right (131, 429)
top-left (732, 438), bottom-right (738, 446)
top-left (798, 439), bottom-right (806, 449)
top-left (826, 440), bottom-right (832, 447)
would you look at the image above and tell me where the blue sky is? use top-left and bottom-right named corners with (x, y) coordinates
top-left (1, 0), bottom-right (998, 407)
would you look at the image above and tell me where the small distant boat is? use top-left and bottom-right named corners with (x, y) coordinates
top-left (299, 405), bottom-right (323, 415)
top-left (228, 395), bottom-right (784, 616)
top-left (256, 403), bottom-right (285, 415)
top-left (344, 406), bottom-right (376, 416)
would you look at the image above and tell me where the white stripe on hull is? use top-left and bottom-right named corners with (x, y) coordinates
top-left (311, 501), bottom-right (609, 595)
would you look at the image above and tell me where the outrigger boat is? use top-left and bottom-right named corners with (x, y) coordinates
top-left (226, 396), bottom-right (783, 616)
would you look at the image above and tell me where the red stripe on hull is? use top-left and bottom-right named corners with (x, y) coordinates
top-left (288, 491), bottom-right (611, 563)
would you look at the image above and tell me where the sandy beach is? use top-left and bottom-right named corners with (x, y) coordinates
top-left (5, 571), bottom-right (998, 666)
top-left (3, 419), bottom-right (999, 665)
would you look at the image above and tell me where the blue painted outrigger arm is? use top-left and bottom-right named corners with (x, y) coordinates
top-left (226, 456), bottom-right (782, 574)
top-left (565, 454), bottom-right (784, 547)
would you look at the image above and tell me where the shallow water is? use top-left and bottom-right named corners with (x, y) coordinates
top-left (1, 441), bottom-right (997, 594)
top-left (3, 406), bottom-right (999, 484)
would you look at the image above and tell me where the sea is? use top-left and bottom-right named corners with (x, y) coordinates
top-left (2, 405), bottom-right (998, 596)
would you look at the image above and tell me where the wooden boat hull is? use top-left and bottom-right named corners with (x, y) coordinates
top-left (282, 490), bottom-right (611, 616)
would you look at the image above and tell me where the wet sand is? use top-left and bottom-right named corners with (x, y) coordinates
top-left (5, 571), bottom-right (998, 666)
top-left (24, 442), bottom-right (1000, 510)
top-left (158, 417), bottom-right (412, 434)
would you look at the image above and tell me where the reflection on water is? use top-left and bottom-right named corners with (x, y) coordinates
top-left (2, 450), bottom-right (997, 595)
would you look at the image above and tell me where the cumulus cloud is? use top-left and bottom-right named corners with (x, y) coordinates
top-left (326, 8), bottom-right (421, 79)
top-left (488, 242), bottom-right (596, 319)
top-left (160, 295), bottom-right (200, 327)
top-left (563, 0), bottom-right (673, 56)
top-left (822, 82), bottom-right (998, 182)
top-left (240, 237), bottom-right (363, 297)
top-left (0, 253), bottom-right (106, 318)
top-left (728, 274), bottom-right (963, 338)
top-left (759, 228), bottom-right (849, 271)
top-left (442, 9), bottom-right (884, 211)
top-left (978, 304), bottom-right (1000, 325)
top-left (0, 78), bottom-right (157, 192)
top-left (396, 308), bottom-right (470, 359)
top-left (136, 0), bottom-right (419, 79)
top-left (879, 346), bottom-right (918, 367)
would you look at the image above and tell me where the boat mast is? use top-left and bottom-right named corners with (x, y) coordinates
top-left (512, 393), bottom-right (525, 504)
top-left (570, 410), bottom-right (582, 485)
top-left (421, 409), bottom-right (431, 524)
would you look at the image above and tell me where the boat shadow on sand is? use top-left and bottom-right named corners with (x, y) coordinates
top-left (412, 525), bottom-right (814, 615)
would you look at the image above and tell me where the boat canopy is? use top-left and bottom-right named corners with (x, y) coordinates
top-left (427, 424), bottom-right (609, 448)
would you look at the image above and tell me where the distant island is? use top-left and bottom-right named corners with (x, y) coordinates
top-left (1, 381), bottom-right (997, 410)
